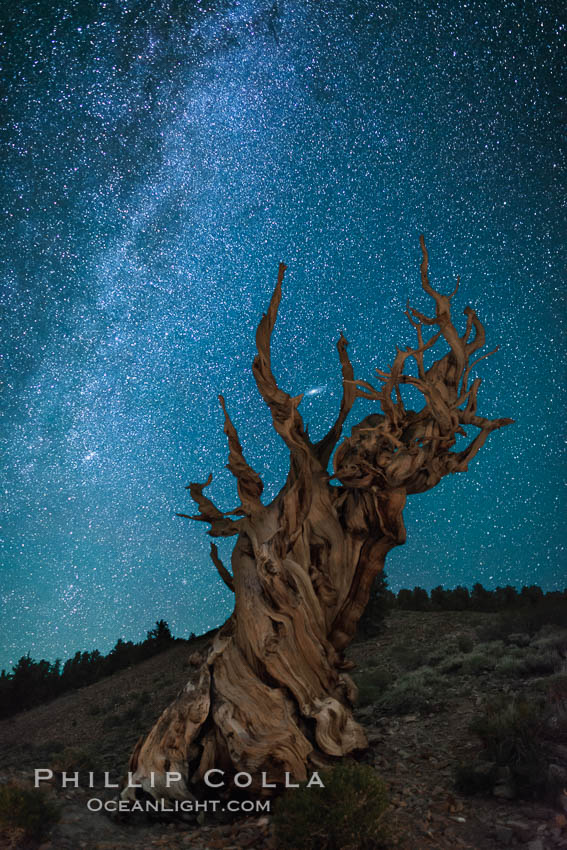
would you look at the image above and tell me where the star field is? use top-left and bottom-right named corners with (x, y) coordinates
top-left (1, 0), bottom-right (565, 671)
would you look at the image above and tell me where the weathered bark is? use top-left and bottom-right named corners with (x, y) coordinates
top-left (123, 239), bottom-right (513, 802)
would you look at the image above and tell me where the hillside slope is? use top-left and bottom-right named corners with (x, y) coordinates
top-left (1, 611), bottom-right (565, 850)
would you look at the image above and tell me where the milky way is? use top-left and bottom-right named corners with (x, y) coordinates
top-left (1, 0), bottom-right (565, 671)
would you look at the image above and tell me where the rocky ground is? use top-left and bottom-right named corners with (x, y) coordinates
top-left (1, 610), bottom-right (566, 850)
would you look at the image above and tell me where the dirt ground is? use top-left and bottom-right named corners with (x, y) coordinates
top-left (1, 610), bottom-right (566, 850)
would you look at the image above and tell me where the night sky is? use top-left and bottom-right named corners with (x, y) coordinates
top-left (1, 0), bottom-right (565, 672)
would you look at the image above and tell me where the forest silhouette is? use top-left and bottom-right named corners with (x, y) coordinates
top-left (2, 583), bottom-right (564, 719)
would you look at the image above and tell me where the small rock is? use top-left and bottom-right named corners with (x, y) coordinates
top-left (494, 825), bottom-right (514, 845)
top-left (236, 831), bottom-right (262, 848)
top-left (549, 764), bottom-right (567, 786)
top-left (493, 782), bottom-right (516, 800)
top-left (366, 730), bottom-right (382, 745)
top-left (506, 820), bottom-right (533, 842)
top-left (527, 840), bottom-right (544, 850)
top-left (473, 761), bottom-right (496, 778)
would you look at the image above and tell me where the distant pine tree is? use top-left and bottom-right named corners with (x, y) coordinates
top-left (494, 585), bottom-right (518, 609)
top-left (430, 585), bottom-right (446, 610)
top-left (410, 586), bottom-right (430, 611)
top-left (471, 582), bottom-right (493, 611)
top-left (146, 619), bottom-right (173, 647)
top-left (357, 571), bottom-right (393, 638)
top-left (397, 588), bottom-right (413, 610)
top-left (520, 585), bottom-right (544, 606)
top-left (446, 586), bottom-right (470, 611)
top-left (0, 618), bottom-right (185, 718)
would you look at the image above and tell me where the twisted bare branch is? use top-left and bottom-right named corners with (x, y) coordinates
top-left (314, 333), bottom-right (357, 467)
top-left (177, 474), bottom-right (241, 537)
top-left (333, 236), bottom-right (514, 494)
top-left (251, 262), bottom-right (310, 455)
top-left (218, 394), bottom-right (264, 518)
top-left (209, 542), bottom-right (234, 592)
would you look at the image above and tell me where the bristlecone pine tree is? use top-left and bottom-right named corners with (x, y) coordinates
top-left (124, 237), bottom-right (513, 802)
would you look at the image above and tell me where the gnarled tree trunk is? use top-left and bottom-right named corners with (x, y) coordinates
top-left (123, 238), bottom-right (513, 802)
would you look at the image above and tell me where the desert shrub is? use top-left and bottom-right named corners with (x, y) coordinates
top-left (543, 673), bottom-right (567, 701)
top-left (496, 649), bottom-right (560, 679)
top-left (478, 616), bottom-right (522, 643)
top-left (438, 654), bottom-right (464, 674)
top-left (0, 782), bottom-right (60, 839)
top-left (531, 631), bottom-right (567, 654)
top-left (478, 601), bottom-right (567, 643)
top-left (273, 760), bottom-right (389, 850)
top-left (363, 653), bottom-right (385, 668)
top-left (102, 703), bottom-right (142, 730)
top-left (379, 668), bottom-right (441, 715)
top-left (460, 652), bottom-right (496, 675)
top-left (355, 684), bottom-right (383, 708)
top-left (443, 644), bottom-right (504, 674)
top-left (457, 634), bottom-right (474, 654)
top-left (353, 669), bottom-right (393, 707)
top-left (459, 680), bottom-right (567, 802)
top-left (549, 696), bottom-right (567, 741)
top-left (455, 762), bottom-right (496, 795)
top-left (390, 644), bottom-right (424, 671)
top-left (496, 655), bottom-right (524, 677)
top-left (424, 648), bottom-right (447, 667)
top-left (475, 641), bottom-right (506, 658)
top-left (464, 696), bottom-right (548, 799)
top-left (438, 635), bottom-right (504, 675)
top-left (470, 696), bottom-right (541, 757)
